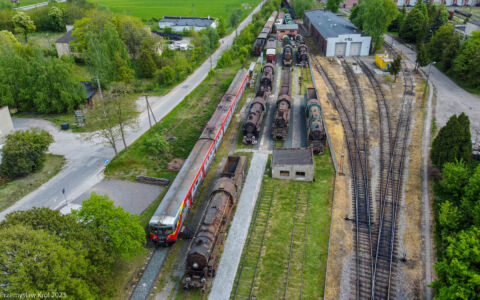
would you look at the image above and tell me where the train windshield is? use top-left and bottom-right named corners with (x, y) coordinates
top-left (151, 226), bottom-right (173, 236)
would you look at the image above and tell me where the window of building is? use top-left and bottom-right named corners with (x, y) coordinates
top-left (280, 170), bottom-right (290, 177)
top-left (296, 171), bottom-right (306, 178)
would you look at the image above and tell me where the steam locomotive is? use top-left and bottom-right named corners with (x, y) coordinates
top-left (296, 43), bottom-right (308, 67)
top-left (306, 88), bottom-right (326, 154)
top-left (182, 156), bottom-right (248, 291)
top-left (260, 62), bottom-right (275, 94)
top-left (272, 68), bottom-right (291, 141)
top-left (242, 91), bottom-right (267, 144)
top-left (282, 43), bottom-right (294, 67)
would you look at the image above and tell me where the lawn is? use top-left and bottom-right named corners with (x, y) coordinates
top-left (88, 0), bottom-right (261, 20)
top-left (0, 154), bottom-right (65, 212)
top-left (231, 151), bottom-right (335, 299)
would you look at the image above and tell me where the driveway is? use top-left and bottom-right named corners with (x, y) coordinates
top-left (0, 0), bottom-right (266, 220)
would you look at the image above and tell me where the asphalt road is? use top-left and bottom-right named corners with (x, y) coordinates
top-left (0, 1), bottom-right (266, 220)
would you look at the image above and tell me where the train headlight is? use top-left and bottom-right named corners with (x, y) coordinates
top-left (193, 263), bottom-right (199, 269)
top-left (185, 277), bottom-right (191, 282)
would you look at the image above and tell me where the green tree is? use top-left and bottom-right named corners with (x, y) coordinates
top-left (157, 65), bottom-right (175, 85)
top-left (0, 225), bottom-right (93, 298)
top-left (1, 208), bottom-right (115, 296)
top-left (399, 5), bottom-right (428, 43)
top-left (71, 11), bottom-right (112, 52)
top-left (229, 8), bottom-right (242, 28)
top-left (432, 227), bottom-right (480, 299)
top-left (12, 12), bottom-right (36, 42)
top-left (0, 7), bottom-right (15, 32)
top-left (48, 6), bottom-right (64, 32)
top-left (216, 17), bottom-right (226, 37)
top-left (327, 0), bottom-right (343, 13)
top-left (292, 0), bottom-right (314, 17)
top-left (427, 24), bottom-right (457, 63)
top-left (138, 48), bottom-right (156, 78)
top-left (73, 193), bottom-right (146, 260)
top-left (389, 55), bottom-right (402, 82)
top-left (427, 4), bottom-right (448, 39)
top-left (415, 42), bottom-right (430, 70)
top-left (452, 32), bottom-right (480, 89)
top-left (112, 14), bottom-right (149, 58)
top-left (0, 30), bottom-right (20, 51)
top-left (0, 129), bottom-right (53, 179)
top-left (107, 83), bottom-right (138, 150)
top-left (438, 160), bottom-right (470, 201)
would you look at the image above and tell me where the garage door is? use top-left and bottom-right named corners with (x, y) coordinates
top-left (349, 42), bottom-right (362, 56)
top-left (334, 42), bottom-right (346, 57)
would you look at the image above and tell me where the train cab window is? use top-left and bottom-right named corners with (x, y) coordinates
top-left (296, 172), bottom-right (306, 178)
top-left (280, 170), bottom-right (290, 177)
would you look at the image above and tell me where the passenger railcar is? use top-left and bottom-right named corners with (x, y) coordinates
top-left (306, 88), bottom-right (326, 154)
top-left (182, 156), bottom-right (248, 291)
top-left (148, 70), bottom-right (249, 246)
top-left (272, 68), bottom-right (291, 141)
top-left (242, 91), bottom-right (267, 144)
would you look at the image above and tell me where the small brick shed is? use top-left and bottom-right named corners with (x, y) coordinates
top-left (272, 148), bottom-right (314, 181)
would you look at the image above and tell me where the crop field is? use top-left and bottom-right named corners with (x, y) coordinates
top-left (88, 0), bottom-right (261, 20)
top-left (231, 152), bottom-right (335, 299)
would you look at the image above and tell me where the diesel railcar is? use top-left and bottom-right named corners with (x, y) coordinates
top-left (242, 91), bottom-right (267, 144)
top-left (272, 68), bottom-right (291, 141)
top-left (182, 156), bottom-right (248, 291)
top-left (306, 88), bottom-right (326, 154)
top-left (148, 70), bottom-right (249, 246)
top-left (265, 38), bottom-right (276, 62)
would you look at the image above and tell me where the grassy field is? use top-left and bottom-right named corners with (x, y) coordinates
top-left (0, 154), bottom-right (65, 212)
top-left (231, 151), bottom-right (335, 299)
top-left (89, 0), bottom-right (261, 20)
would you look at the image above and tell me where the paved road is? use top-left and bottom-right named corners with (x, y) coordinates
top-left (0, 0), bottom-right (266, 220)
top-left (385, 35), bottom-right (480, 134)
top-left (15, 0), bottom-right (66, 11)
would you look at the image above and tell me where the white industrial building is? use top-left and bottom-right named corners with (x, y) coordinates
top-left (158, 16), bottom-right (217, 32)
top-left (304, 10), bottom-right (371, 57)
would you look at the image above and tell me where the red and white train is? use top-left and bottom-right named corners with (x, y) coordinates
top-left (149, 69), bottom-right (249, 246)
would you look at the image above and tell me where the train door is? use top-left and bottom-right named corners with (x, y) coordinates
top-left (334, 42), bottom-right (347, 57)
top-left (349, 42), bottom-right (362, 56)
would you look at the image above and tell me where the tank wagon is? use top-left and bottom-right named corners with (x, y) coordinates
top-left (148, 70), bottom-right (249, 246)
top-left (242, 91), bottom-right (267, 144)
top-left (272, 68), bottom-right (291, 141)
top-left (306, 88), bottom-right (326, 154)
top-left (182, 156), bottom-right (248, 291)
top-left (252, 11), bottom-right (278, 56)
top-left (296, 43), bottom-right (308, 67)
top-left (260, 62), bottom-right (275, 94)
top-left (282, 43), bottom-right (294, 66)
top-left (265, 38), bottom-right (276, 62)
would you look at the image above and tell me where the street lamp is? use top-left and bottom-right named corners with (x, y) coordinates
top-left (426, 61), bottom-right (436, 86)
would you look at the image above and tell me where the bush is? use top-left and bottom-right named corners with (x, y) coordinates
top-left (156, 65), bottom-right (175, 85)
top-left (0, 129), bottom-right (53, 179)
top-left (143, 133), bottom-right (170, 158)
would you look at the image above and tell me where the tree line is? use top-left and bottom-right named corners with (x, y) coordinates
top-left (429, 113), bottom-right (480, 298)
top-left (391, 2), bottom-right (479, 90)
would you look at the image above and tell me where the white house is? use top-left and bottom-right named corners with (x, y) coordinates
top-left (158, 16), bottom-right (217, 32)
top-left (304, 10), bottom-right (371, 57)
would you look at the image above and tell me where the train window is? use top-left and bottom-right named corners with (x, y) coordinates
top-left (280, 170), bottom-right (290, 177)
top-left (296, 172), bottom-right (306, 178)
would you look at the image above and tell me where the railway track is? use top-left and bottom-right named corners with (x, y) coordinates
top-left (283, 189), bottom-right (309, 300)
top-left (310, 54), bottom-right (374, 299)
top-left (232, 186), bottom-right (275, 299)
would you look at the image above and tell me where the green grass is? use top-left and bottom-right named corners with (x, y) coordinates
top-left (0, 154), bottom-right (65, 212)
top-left (88, 0), bottom-right (261, 20)
top-left (231, 151), bottom-right (335, 299)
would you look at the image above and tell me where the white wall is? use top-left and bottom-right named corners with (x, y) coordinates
top-left (325, 34), bottom-right (371, 57)
top-left (0, 107), bottom-right (14, 143)
top-left (158, 21), bottom-right (217, 32)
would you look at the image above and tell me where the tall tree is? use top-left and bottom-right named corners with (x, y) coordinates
top-left (452, 31), bottom-right (480, 89)
top-left (48, 6), bottom-right (64, 32)
top-left (229, 8), bottom-right (242, 28)
top-left (389, 55), bottom-right (402, 82)
top-left (112, 15), bottom-right (149, 58)
top-left (12, 12), bottom-right (35, 42)
top-left (399, 4), bottom-right (428, 43)
top-left (415, 42), bottom-right (430, 70)
top-left (427, 24), bottom-right (457, 63)
top-left (292, 0), bottom-right (314, 17)
top-left (73, 193), bottom-right (146, 260)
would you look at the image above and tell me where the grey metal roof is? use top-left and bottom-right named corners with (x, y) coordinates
top-left (55, 30), bottom-right (74, 44)
top-left (468, 20), bottom-right (480, 26)
top-left (159, 16), bottom-right (214, 27)
top-left (276, 24), bottom-right (298, 30)
top-left (272, 148), bottom-right (313, 165)
top-left (305, 9), bottom-right (362, 39)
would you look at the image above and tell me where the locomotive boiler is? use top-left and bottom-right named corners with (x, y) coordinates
top-left (260, 62), bottom-right (275, 94)
top-left (282, 44), bottom-right (293, 67)
top-left (182, 156), bottom-right (248, 291)
top-left (272, 68), bottom-right (291, 141)
top-left (306, 88), bottom-right (326, 154)
top-left (296, 43), bottom-right (308, 67)
top-left (242, 91), bottom-right (267, 144)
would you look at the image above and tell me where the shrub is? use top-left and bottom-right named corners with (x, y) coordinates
top-left (0, 129), bottom-right (53, 179)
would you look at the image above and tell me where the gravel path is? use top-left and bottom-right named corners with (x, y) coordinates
top-left (208, 152), bottom-right (268, 300)
top-left (131, 249), bottom-right (169, 300)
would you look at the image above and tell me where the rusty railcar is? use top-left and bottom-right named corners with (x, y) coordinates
top-left (265, 38), bottom-right (276, 62)
top-left (148, 70), bottom-right (249, 246)
top-left (260, 62), bottom-right (275, 94)
top-left (252, 11), bottom-right (278, 56)
top-left (306, 88), bottom-right (326, 154)
top-left (182, 156), bottom-right (249, 291)
top-left (296, 43), bottom-right (308, 66)
top-left (282, 44), bottom-right (294, 67)
top-left (242, 91), bottom-right (267, 144)
top-left (272, 68), bottom-right (291, 141)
